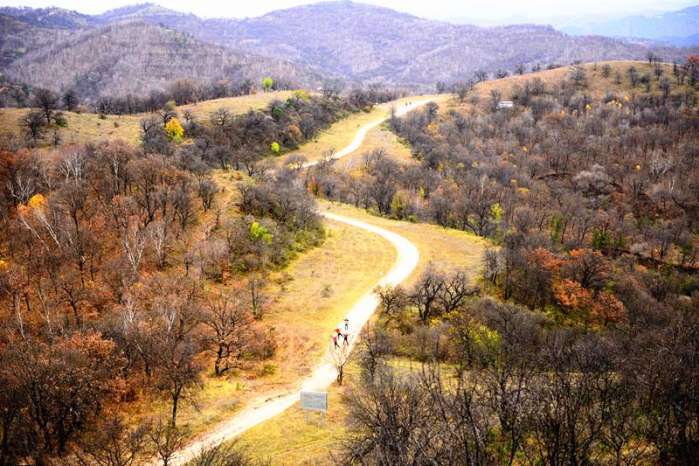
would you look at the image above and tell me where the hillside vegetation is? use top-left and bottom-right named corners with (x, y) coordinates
top-left (468, 60), bottom-right (690, 100)
top-left (0, 86), bottom-right (416, 464)
top-left (2, 1), bottom-right (696, 95)
top-left (202, 2), bottom-right (688, 87)
top-left (0, 14), bottom-right (73, 67)
top-left (304, 59), bottom-right (699, 465)
top-left (0, 91), bottom-right (297, 146)
top-left (4, 20), bottom-right (319, 100)
top-left (0, 0), bottom-right (697, 461)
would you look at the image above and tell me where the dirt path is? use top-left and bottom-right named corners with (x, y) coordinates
top-left (302, 97), bottom-right (437, 168)
top-left (168, 212), bottom-right (418, 464)
top-left (166, 97), bottom-right (434, 465)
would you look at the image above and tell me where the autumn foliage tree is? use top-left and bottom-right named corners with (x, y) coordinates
top-left (0, 332), bottom-right (123, 464)
top-left (165, 117), bottom-right (184, 143)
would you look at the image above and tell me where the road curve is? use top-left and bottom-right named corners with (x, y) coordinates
top-left (168, 213), bottom-right (419, 465)
top-left (301, 97), bottom-right (438, 168)
top-left (166, 97), bottom-right (434, 464)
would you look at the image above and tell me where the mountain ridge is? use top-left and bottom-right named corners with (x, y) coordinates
top-left (1, 1), bottom-right (696, 97)
top-left (88, 1), bottom-right (690, 87)
top-left (562, 5), bottom-right (699, 46)
top-left (4, 19), bottom-right (322, 100)
top-left (0, 5), bottom-right (99, 29)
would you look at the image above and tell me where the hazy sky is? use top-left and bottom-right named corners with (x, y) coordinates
top-left (1, 0), bottom-right (696, 23)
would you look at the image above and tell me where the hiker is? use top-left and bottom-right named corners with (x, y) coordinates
top-left (343, 332), bottom-right (350, 346)
top-left (332, 333), bottom-right (339, 349)
top-left (344, 318), bottom-right (349, 332)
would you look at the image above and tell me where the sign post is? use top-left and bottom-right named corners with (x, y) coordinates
top-left (300, 390), bottom-right (328, 425)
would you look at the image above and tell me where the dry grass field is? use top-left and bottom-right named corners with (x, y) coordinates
top-left (230, 202), bottom-right (489, 465)
top-left (177, 91), bottom-right (296, 120)
top-left (276, 95), bottom-right (446, 167)
top-left (331, 121), bottom-right (417, 173)
top-left (467, 60), bottom-right (685, 103)
top-left (120, 167), bottom-right (396, 438)
top-left (319, 200), bottom-right (488, 285)
top-left (0, 91), bottom-right (296, 146)
top-left (0, 109), bottom-right (144, 145)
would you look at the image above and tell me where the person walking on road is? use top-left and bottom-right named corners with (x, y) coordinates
top-left (332, 333), bottom-right (339, 349)
top-left (344, 318), bottom-right (349, 332)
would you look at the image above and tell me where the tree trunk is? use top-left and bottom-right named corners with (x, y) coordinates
top-left (171, 388), bottom-right (181, 427)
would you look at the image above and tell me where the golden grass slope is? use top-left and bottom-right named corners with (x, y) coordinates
top-left (0, 91), bottom-right (296, 146)
top-left (276, 95), bottom-right (446, 168)
top-left (232, 203), bottom-right (488, 465)
top-left (470, 60), bottom-right (686, 102)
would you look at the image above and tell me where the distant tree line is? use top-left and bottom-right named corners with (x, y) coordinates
top-left (2, 76), bottom-right (277, 114)
top-left (435, 62), bottom-right (565, 97)
top-left (140, 87), bottom-right (402, 170)
top-left (94, 77), bottom-right (278, 115)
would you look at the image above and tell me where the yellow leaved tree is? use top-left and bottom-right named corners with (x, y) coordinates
top-left (165, 118), bottom-right (184, 143)
top-left (18, 193), bottom-right (47, 217)
top-left (27, 193), bottom-right (47, 210)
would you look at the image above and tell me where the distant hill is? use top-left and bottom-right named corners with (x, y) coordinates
top-left (660, 32), bottom-right (699, 47)
top-left (0, 1), bottom-right (695, 98)
top-left (91, 2), bottom-right (691, 88)
top-left (97, 3), bottom-right (187, 22)
top-left (0, 14), bottom-right (74, 68)
top-left (4, 20), bottom-right (321, 100)
top-left (0, 6), bottom-right (98, 29)
top-left (562, 5), bottom-right (699, 46)
top-left (95, 3), bottom-right (207, 32)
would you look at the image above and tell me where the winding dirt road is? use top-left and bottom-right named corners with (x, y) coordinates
top-left (167, 97), bottom-right (435, 465)
top-left (302, 97), bottom-right (438, 168)
top-left (169, 214), bottom-right (418, 465)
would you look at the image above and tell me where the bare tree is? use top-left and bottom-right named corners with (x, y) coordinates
top-left (148, 220), bottom-right (170, 270)
top-left (62, 89), bottom-right (79, 112)
top-left (191, 441), bottom-right (257, 466)
top-left (203, 292), bottom-right (253, 376)
top-left (247, 274), bottom-right (269, 320)
top-left (439, 270), bottom-right (476, 312)
top-left (198, 177), bottom-right (218, 211)
top-left (329, 341), bottom-right (351, 385)
top-left (75, 415), bottom-right (150, 466)
top-left (149, 418), bottom-right (188, 466)
top-left (358, 324), bottom-right (392, 382)
top-left (454, 81), bottom-right (473, 102)
top-left (375, 284), bottom-right (408, 321)
top-left (22, 111), bottom-right (47, 146)
top-left (121, 223), bottom-right (146, 279)
top-left (341, 370), bottom-right (433, 464)
top-left (489, 89), bottom-right (502, 112)
top-left (421, 366), bottom-right (496, 465)
top-left (33, 88), bottom-right (60, 124)
top-left (285, 153), bottom-right (308, 171)
top-left (409, 268), bottom-right (446, 324)
top-left (150, 279), bottom-right (204, 426)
